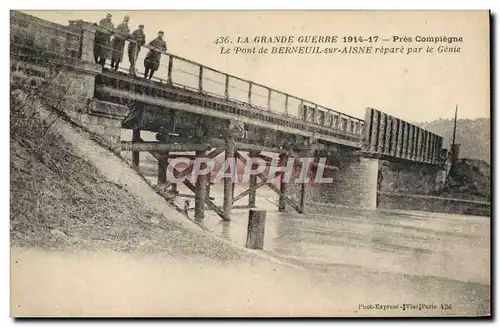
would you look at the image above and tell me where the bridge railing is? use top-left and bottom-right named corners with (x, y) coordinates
top-left (90, 25), bottom-right (365, 138)
top-left (9, 11), bottom-right (364, 140)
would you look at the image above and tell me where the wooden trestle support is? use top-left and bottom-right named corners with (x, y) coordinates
top-left (123, 120), bottom-right (337, 223)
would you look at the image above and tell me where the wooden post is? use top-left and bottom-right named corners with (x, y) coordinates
top-left (278, 152), bottom-right (288, 212)
top-left (132, 128), bottom-right (140, 168)
top-left (171, 182), bottom-right (178, 194)
top-left (223, 134), bottom-right (235, 220)
top-left (157, 153), bottom-right (168, 185)
top-left (248, 150), bottom-right (260, 207)
top-left (194, 150), bottom-right (206, 223)
top-left (299, 184), bottom-right (306, 214)
top-left (298, 147), bottom-right (312, 214)
top-left (246, 209), bottom-right (266, 250)
top-left (206, 171), bottom-right (211, 199)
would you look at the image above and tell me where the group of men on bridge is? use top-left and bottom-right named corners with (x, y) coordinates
top-left (93, 13), bottom-right (167, 79)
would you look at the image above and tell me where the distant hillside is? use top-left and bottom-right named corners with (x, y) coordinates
top-left (419, 118), bottom-right (490, 164)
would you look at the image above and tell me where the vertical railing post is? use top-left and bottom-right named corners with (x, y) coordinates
top-left (167, 56), bottom-right (173, 84)
top-left (313, 104), bottom-right (318, 125)
top-left (224, 75), bottom-right (229, 99)
top-left (198, 66), bottom-right (203, 93)
top-left (300, 100), bottom-right (305, 121)
top-left (248, 82), bottom-right (253, 105)
top-left (284, 94), bottom-right (289, 116)
top-left (267, 88), bottom-right (272, 111)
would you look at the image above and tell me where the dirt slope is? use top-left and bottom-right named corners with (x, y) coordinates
top-left (10, 91), bottom-right (241, 260)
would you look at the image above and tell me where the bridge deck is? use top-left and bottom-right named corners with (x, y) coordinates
top-left (95, 69), bottom-right (364, 148)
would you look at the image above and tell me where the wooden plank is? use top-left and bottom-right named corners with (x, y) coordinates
top-left (395, 119), bottom-right (403, 158)
top-left (369, 109), bottom-right (379, 152)
top-left (390, 117), bottom-right (399, 156)
top-left (121, 141), bottom-right (212, 152)
top-left (408, 125), bottom-right (415, 160)
top-left (384, 115), bottom-right (392, 154)
top-left (402, 122), bottom-right (409, 158)
top-left (235, 151), bottom-right (301, 212)
top-left (149, 146), bottom-right (225, 189)
top-left (423, 131), bottom-right (429, 162)
top-left (431, 134), bottom-right (437, 164)
top-left (233, 179), bottom-right (267, 204)
top-left (416, 129), bottom-right (422, 161)
top-left (377, 112), bottom-right (386, 153)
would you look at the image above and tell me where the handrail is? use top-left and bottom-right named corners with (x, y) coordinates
top-left (93, 24), bottom-right (363, 125)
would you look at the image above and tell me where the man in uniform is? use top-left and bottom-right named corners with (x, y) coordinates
top-left (110, 16), bottom-right (130, 71)
top-left (127, 24), bottom-right (146, 76)
top-left (94, 13), bottom-right (114, 68)
top-left (144, 31), bottom-right (167, 80)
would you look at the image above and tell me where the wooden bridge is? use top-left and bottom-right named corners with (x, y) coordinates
top-left (10, 11), bottom-right (446, 222)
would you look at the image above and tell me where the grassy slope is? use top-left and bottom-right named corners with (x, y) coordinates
top-left (10, 92), bottom-right (240, 261)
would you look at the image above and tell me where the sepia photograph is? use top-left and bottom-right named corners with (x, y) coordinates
top-left (8, 8), bottom-right (491, 318)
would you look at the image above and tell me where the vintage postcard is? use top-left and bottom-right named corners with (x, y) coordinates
top-left (9, 9), bottom-right (490, 317)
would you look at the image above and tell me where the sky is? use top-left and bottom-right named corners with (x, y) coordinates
top-left (23, 10), bottom-right (490, 122)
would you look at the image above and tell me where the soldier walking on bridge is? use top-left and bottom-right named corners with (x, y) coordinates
top-left (94, 13), bottom-right (114, 68)
top-left (127, 24), bottom-right (146, 76)
top-left (144, 31), bottom-right (167, 80)
top-left (110, 16), bottom-right (130, 71)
